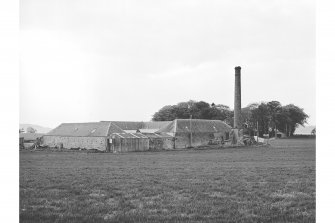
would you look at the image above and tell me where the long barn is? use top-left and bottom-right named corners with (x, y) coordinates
top-left (42, 120), bottom-right (231, 152)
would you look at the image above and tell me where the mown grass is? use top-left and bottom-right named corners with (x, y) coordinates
top-left (20, 138), bottom-right (315, 222)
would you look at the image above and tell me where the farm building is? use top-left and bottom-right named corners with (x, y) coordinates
top-left (42, 122), bottom-right (130, 151)
top-left (42, 121), bottom-right (163, 152)
top-left (110, 132), bottom-right (149, 152)
top-left (141, 132), bottom-right (175, 150)
top-left (42, 119), bottom-right (231, 151)
top-left (157, 119), bottom-right (232, 149)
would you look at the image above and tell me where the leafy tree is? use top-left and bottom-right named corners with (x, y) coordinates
top-left (251, 102), bottom-right (270, 136)
top-left (281, 104), bottom-right (309, 135)
top-left (26, 127), bottom-right (37, 133)
top-left (266, 101), bottom-right (282, 137)
top-left (249, 102), bottom-right (308, 137)
top-left (152, 100), bottom-right (309, 137)
top-left (152, 100), bottom-right (233, 123)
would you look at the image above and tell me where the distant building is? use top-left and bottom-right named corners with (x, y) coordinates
top-left (294, 125), bottom-right (316, 136)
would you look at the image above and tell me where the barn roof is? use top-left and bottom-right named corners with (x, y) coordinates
top-left (110, 132), bottom-right (148, 138)
top-left (109, 121), bottom-right (145, 130)
top-left (46, 122), bottom-right (124, 137)
top-left (101, 121), bottom-right (172, 131)
top-left (142, 132), bottom-right (174, 138)
top-left (142, 121), bottom-right (172, 129)
top-left (157, 119), bottom-right (231, 133)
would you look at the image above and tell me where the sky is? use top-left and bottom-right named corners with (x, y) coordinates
top-left (20, 0), bottom-right (315, 128)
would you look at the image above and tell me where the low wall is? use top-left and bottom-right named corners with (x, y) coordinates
top-left (42, 136), bottom-right (107, 151)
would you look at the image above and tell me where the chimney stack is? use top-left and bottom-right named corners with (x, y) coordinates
top-left (234, 66), bottom-right (242, 129)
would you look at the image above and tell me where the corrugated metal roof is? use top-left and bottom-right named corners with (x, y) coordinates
top-left (111, 132), bottom-right (148, 138)
top-left (46, 122), bottom-right (124, 137)
top-left (138, 129), bottom-right (159, 133)
top-left (157, 119), bottom-right (231, 133)
top-left (101, 121), bottom-right (172, 131)
top-left (109, 121), bottom-right (144, 130)
top-left (142, 132), bottom-right (174, 138)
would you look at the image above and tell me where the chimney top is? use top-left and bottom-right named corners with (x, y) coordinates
top-left (235, 66), bottom-right (241, 70)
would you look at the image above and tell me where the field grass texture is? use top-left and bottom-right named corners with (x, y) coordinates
top-left (20, 138), bottom-right (315, 222)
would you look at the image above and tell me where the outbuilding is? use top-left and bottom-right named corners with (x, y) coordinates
top-left (157, 119), bottom-right (231, 149)
top-left (42, 122), bottom-right (123, 151)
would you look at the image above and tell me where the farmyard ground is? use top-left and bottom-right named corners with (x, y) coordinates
top-left (20, 138), bottom-right (315, 222)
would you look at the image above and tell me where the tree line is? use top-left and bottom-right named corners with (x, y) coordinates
top-left (152, 100), bottom-right (309, 136)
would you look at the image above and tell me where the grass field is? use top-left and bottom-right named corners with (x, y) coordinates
top-left (20, 138), bottom-right (315, 222)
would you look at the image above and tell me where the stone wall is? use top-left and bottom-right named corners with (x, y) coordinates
top-left (174, 132), bottom-right (226, 149)
top-left (149, 138), bottom-right (175, 150)
top-left (42, 136), bottom-right (107, 151)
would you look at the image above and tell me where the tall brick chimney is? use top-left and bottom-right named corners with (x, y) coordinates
top-left (234, 66), bottom-right (241, 129)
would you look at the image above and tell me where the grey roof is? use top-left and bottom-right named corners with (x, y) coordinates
top-left (110, 132), bottom-right (148, 138)
top-left (157, 119), bottom-right (231, 133)
top-left (46, 122), bottom-right (124, 137)
top-left (100, 121), bottom-right (173, 131)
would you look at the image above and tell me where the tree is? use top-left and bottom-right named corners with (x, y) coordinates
top-left (26, 127), bottom-right (37, 133)
top-left (209, 104), bottom-right (233, 125)
top-left (152, 100), bottom-right (233, 123)
top-left (152, 100), bottom-right (309, 137)
top-left (266, 101), bottom-right (282, 137)
top-left (250, 102), bottom-right (270, 136)
top-left (281, 104), bottom-right (309, 135)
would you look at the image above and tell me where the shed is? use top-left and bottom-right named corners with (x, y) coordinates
top-left (141, 132), bottom-right (175, 150)
top-left (109, 133), bottom-right (149, 152)
top-left (157, 119), bottom-right (232, 149)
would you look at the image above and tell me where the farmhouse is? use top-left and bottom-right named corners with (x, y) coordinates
top-left (42, 119), bottom-right (231, 151)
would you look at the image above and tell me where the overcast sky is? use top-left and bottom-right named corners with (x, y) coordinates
top-left (20, 0), bottom-right (315, 128)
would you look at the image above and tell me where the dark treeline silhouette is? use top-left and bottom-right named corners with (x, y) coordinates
top-left (152, 100), bottom-right (308, 137)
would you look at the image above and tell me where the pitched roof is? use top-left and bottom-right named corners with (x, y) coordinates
top-left (109, 121), bottom-right (145, 130)
top-left (101, 121), bottom-right (172, 131)
top-left (46, 122), bottom-right (124, 137)
top-left (110, 132), bottom-right (148, 138)
top-left (142, 132), bottom-right (174, 138)
top-left (157, 119), bottom-right (231, 133)
top-left (143, 121), bottom-right (172, 129)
